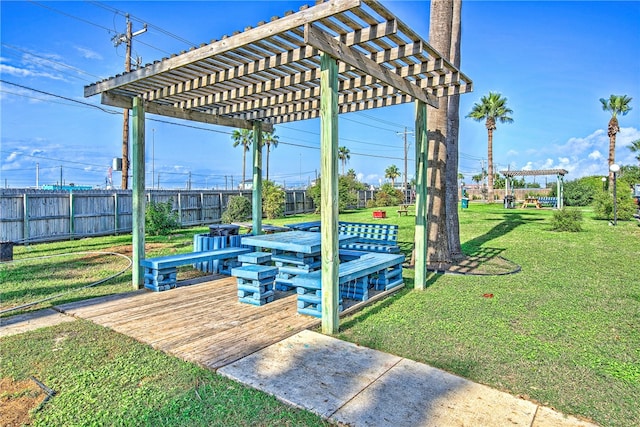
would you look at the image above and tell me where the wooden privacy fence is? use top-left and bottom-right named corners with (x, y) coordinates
top-left (0, 189), bottom-right (314, 244)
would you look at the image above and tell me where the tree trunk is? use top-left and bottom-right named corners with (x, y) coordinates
top-left (266, 145), bottom-right (270, 181)
top-left (445, 0), bottom-right (464, 261)
top-left (425, 0), bottom-right (453, 268)
top-left (487, 126), bottom-right (494, 202)
top-left (241, 150), bottom-right (246, 191)
top-left (608, 116), bottom-right (619, 189)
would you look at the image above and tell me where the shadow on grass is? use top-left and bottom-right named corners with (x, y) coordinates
top-left (462, 212), bottom-right (541, 256)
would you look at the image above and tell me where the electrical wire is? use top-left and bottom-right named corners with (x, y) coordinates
top-left (0, 251), bottom-right (132, 315)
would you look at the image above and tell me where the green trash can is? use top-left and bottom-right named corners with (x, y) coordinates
top-left (461, 198), bottom-right (469, 209)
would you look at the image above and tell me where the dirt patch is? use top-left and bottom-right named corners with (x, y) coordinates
top-left (0, 377), bottom-right (45, 426)
top-left (101, 243), bottom-right (166, 257)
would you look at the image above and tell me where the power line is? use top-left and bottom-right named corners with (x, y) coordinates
top-left (28, 0), bottom-right (115, 34)
top-left (0, 80), bottom-right (121, 115)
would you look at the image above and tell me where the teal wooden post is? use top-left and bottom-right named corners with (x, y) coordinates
top-left (320, 52), bottom-right (339, 334)
top-left (132, 97), bottom-right (146, 289)
top-left (252, 122), bottom-right (263, 235)
top-left (414, 100), bottom-right (428, 290)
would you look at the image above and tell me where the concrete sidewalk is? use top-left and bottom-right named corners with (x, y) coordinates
top-left (219, 330), bottom-right (598, 427)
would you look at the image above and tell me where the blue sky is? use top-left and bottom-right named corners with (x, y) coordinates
top-left (1, 0), bottom-right (639, 189)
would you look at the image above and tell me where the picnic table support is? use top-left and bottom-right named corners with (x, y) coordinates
top-left (252, 121), bottom-right (263, 236)
top-left (414, 100), bottom-right (428, 290)
top-left (132, 96), bottom-right (146, 289)
top-left (320, 52), bottom-right (339, 334)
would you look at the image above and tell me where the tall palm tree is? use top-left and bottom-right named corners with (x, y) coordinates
top-left (231, 128), bottom-right (252, 189)
top-left (629, 139), bottom-right (640, 164)
top-left (385, 164), bottom-right (401, 187)
top-left (338, 146), bottom-right (350, 175)
top-left (600, 94), bottom-right (632, 186)
top-left (466, 92), bottom-right (513, 202)
top-left (262, 130), bottom-right (279, 181)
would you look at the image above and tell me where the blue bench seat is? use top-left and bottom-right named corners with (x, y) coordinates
top-left (141, 247), bottom-right (251, 291)
top-left (338, 221), bottom-right (400, 253)
top-left (292, 252), bottom-right (405, 317)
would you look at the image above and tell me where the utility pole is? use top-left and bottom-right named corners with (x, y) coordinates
top-left (397, 127), bottom-right (413, 203)
top-left (113, 15), bottom-right (146, 190)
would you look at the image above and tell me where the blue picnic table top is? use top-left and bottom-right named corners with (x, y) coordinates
top-left (284, 221), bottom-right (321, 231)
top-left (241, 230), bottom-right (358, 254)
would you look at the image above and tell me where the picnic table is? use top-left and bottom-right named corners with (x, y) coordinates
top-left (232, 222), bottom-right (290, 234)
top-left (520, 197), bottom-right (541, 209)
top-left (241, 230), bottom-right (358, 290)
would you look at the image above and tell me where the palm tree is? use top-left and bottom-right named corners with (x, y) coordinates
top-left (338, 146), bottom-right (350, 175)
top-left (262, 130), bottom-right (279, 181)
top-left (385, 164), bottom-right (401, 187)
top-left (466, 92), bottom-right (513, 202)
top-left (600, 94), bottom-right (632, 186)
top-left (629, 139), bottom-right (640, 164)
top-left (231, 128), bottom-right (252, 189)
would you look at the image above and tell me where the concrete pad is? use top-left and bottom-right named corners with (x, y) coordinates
top-left (0, 308), bottom-right (76, 338)
top-left (218, 329), bottom-right (402, 418)
top-left (532, 406), bottom-right (599, 427)
top-left (332, 357), bottom-right (537, 427)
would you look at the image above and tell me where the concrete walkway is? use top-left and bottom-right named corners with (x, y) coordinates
top-left (220, 330), bottom-right (598, 427)
top-left (3, 310), bottom-right (598, 426)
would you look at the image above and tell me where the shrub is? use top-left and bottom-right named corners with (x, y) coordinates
top-left (592, 190), bottom-right (636, 221)
top-left (374, 183), bottom-right (403, 207)
top-left (222, 195), bottom-right (251, 223)
top-left (262, 180), bottom-right (285, 219)
top-left (306, 175), bottom-right (366, 213)
top-left (145, 199), bottom-right (179, 236)
top-left (550, 207), bottom-right (583, 232)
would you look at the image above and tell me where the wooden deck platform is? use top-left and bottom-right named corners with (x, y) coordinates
top-left (56, 275), bottom-right (319, 370)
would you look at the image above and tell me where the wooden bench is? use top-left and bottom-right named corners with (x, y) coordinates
top-left (338, 221), bottom-right (400, 253)
top-left (538, 196), bottom-right (558, 207)
top-left (141, 247), bottom-right (251, 291)
top-left (292, 252), bottom-right (405, 317)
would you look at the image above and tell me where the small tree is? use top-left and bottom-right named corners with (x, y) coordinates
top-left (221, 195), bottom-right (251, 223)
top-left (146, 199), bottom-right (179, 236)
top-left (262, 180), bottom-right (285, 219)
top-left (306, 174), bottom-right (365, 213)
top-left (592, 190), bottom-right (636, 221)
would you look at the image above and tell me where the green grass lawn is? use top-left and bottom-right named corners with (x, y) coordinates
top-left (2, 203), bottom-right (639, 426)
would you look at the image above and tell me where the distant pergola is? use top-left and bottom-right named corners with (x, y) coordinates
top-left (500, 169), bottom-right (568, 209)
top-left (84, 0), bottom-right (473, 333)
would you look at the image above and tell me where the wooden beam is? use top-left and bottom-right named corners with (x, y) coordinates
top-left (84, 0), bottom-right (362, 97)
top-left (101, 92), bottom-right (272, 132)
top-left (320, 52), bottom-right (340, 335)
top-left (252, 122), bottom-right (263, 236)
top-left (304, 24), bottom-right (438, 107)
top-left (413, 100), bottom-right (428, 290)
top-left (131, 97), bottom-right (146, 290)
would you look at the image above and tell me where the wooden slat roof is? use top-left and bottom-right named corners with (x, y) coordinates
top-left (84, 0), bottom-right (473, 130)
top-left (501, 169), bottom-right (569, 177)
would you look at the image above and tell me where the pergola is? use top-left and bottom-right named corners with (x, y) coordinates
top-left (84, 0), bottom-right (473, 333)
top-left (500, 169), bottom-right (568, 209)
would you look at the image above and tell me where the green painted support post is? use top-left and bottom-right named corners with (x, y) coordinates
top-left (131, 97), bottom-right (146, 289)
top-left (252, 121), bottom-right (263, 235)
top-left (320, 52), bottom-right (339, 334)
top-left (414, 100), bottom-right (428, 290)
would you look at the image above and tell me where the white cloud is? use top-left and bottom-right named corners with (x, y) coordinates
top-left (0, 63), bottom-right (64, 81)
top-left (506, 149), bottom-right (518, 157)
top-left (588, 150), bottom-right (602, 160)
top-left (75, 47), bottom-right (103, 60)
top-left (522, 162), bottom-right (533, 171)
top-left (5, 151), bottom-right (20, 162)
